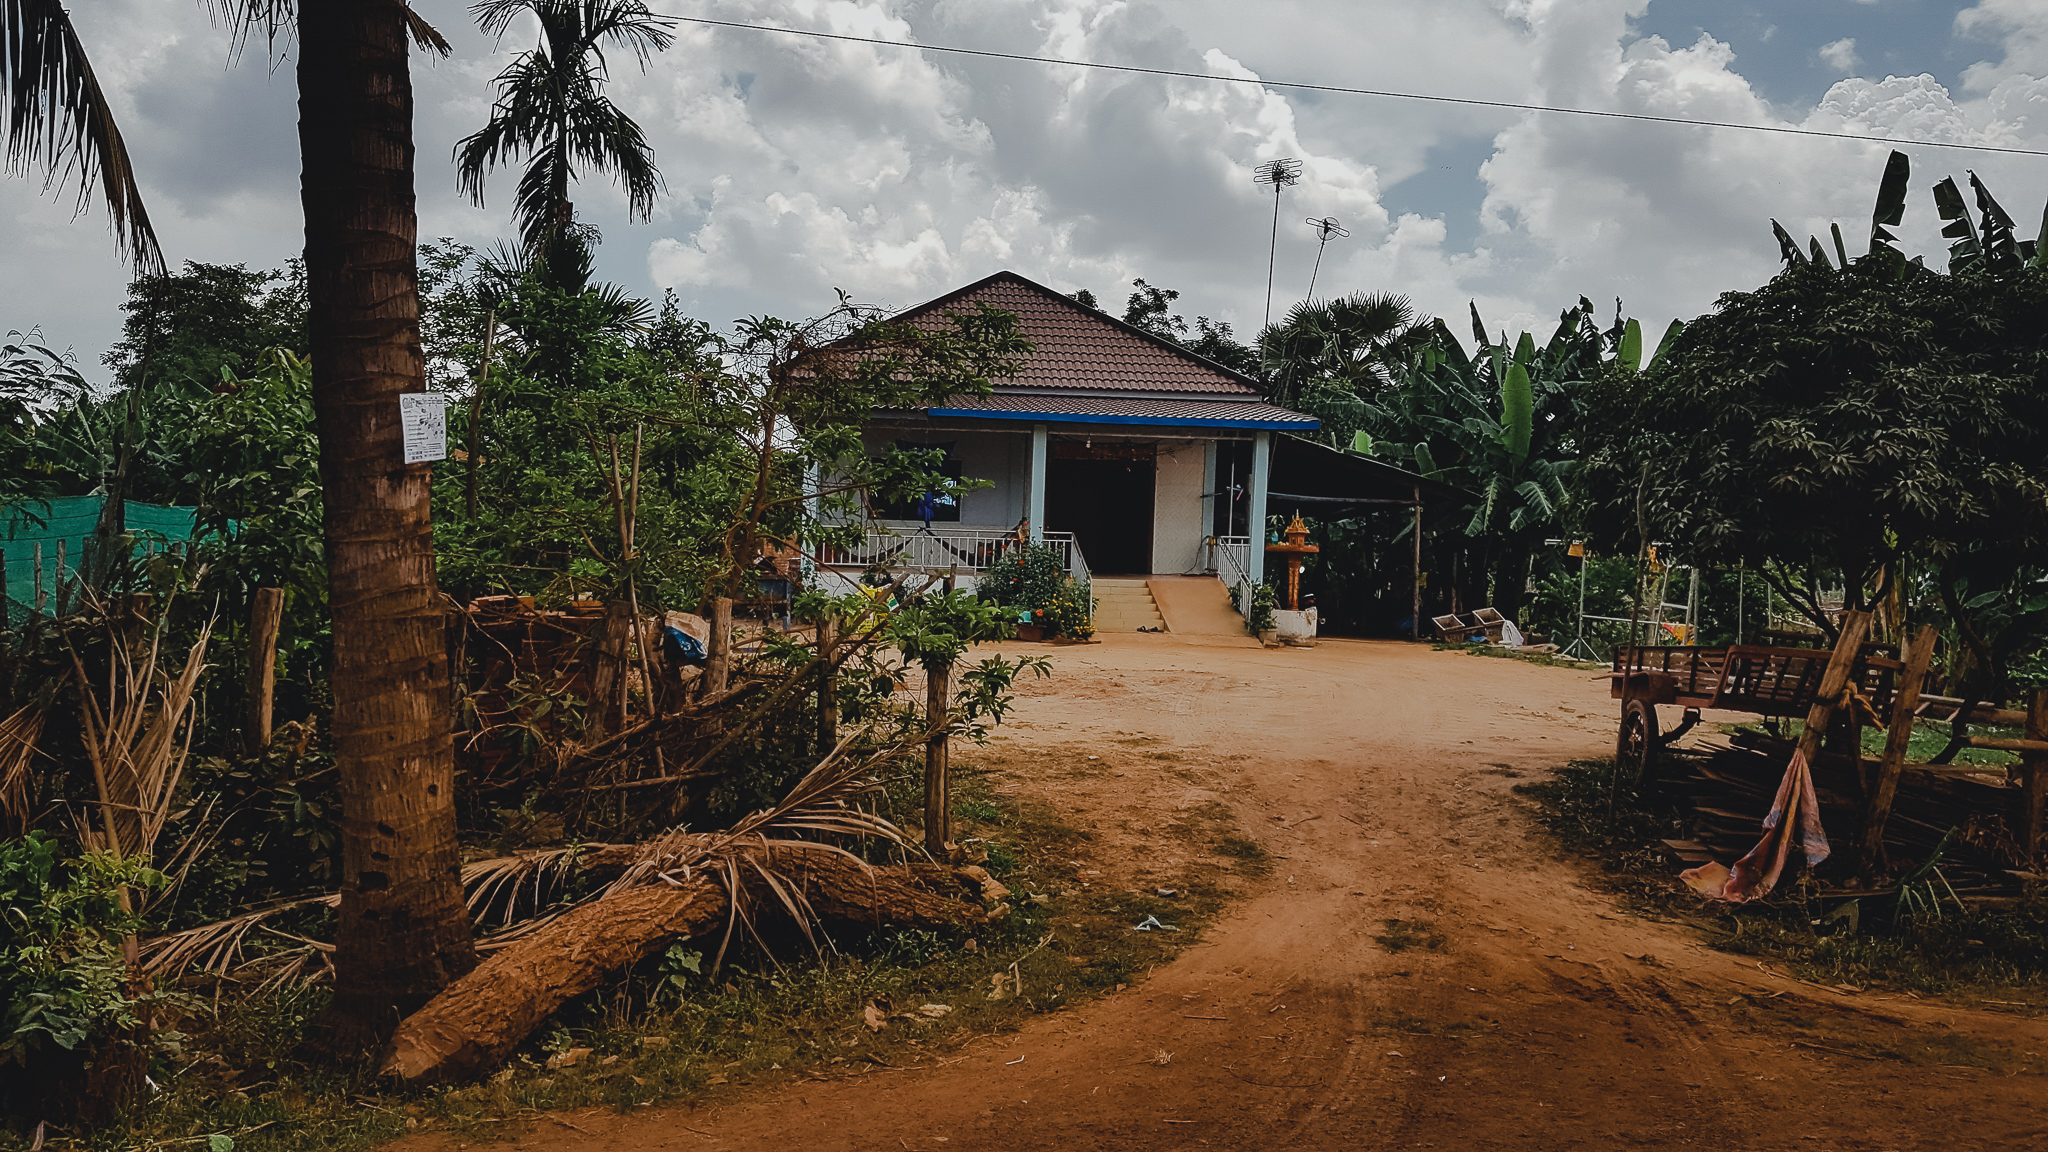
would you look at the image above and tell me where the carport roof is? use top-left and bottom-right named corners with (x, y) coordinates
top-left (1268, 434), bottom-right (1470, 507)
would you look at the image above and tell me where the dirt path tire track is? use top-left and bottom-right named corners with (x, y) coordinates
top-left (396, 637), bottom-right (2048, 1151)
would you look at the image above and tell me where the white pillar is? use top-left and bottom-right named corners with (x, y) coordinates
top-left (1027, 423), bottom-right (1048, 542)
top-left (1247, 430), bottom-right (1271, 583)
top-left (802, 461), bottom-right (822, 586)
top-left (1201, 439), bottom-right (1219, 542)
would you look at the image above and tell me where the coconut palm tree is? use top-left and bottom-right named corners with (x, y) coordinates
top-left (7, 0), bottom-right (478, 1047)
top-left (2, 0), bottom-right (162, 272)
top-left (455, 0), bottom-right (674, 251)
top-left (1257, 291), bottom-right (1427, 445)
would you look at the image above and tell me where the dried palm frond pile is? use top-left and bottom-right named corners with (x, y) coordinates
top-left (380, 727), bottom-right (1005, 1084)
top-left (66, 610), bottom-right (213, 877)
top-left (138, 722), bottom-right (1006, 1083)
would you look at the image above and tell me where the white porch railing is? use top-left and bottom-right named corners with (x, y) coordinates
top-left (1208, 535), bottom-right (1252, 588)
top-left (1066, 536), bottom-right (1091, 588)
top-left (822, 526), bottom-right (1087, 581)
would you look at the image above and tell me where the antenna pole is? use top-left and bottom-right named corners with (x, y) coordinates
top-left (1302, 217), bottom-right (1348, 302)
top-left (1265, 184), bottom-right (1282, 326)
top-left (1253, 158), bottom-right (1303, 328)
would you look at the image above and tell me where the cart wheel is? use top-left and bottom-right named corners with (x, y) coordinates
top-left (1616, 698), bottom-right (1660, 792)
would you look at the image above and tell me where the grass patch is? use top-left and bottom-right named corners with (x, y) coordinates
top-left (1517, 757), bottom-right (2048, 1007)
top-left (1432, 642), bottom-right (1604, 670)
top-left (1212, 833), bottom-right (1273, 877)
top-left (1715, 719), bottom-right (2021, 767)
top-left (1373, 918), bottom-right (1448, 954)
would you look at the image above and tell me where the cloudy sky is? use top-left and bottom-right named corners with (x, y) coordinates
top-left (8, 0), bottom-right (2048, 376)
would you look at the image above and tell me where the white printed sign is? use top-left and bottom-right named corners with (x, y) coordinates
top-left (400, 393), bottom-right (450, 464)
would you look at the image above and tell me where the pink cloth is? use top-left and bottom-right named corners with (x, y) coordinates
top-left (1680, 748), bottom-right (1830, 902)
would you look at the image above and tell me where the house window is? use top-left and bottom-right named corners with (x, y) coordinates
top-left (875, 440), bottom-right (963, 522)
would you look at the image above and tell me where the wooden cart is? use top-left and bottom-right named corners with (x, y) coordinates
top-left (1609, 643), bottom-right (1906, 785)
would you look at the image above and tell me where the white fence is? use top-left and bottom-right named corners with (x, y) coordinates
top-left (823, 526), bottom-right (1089, 584)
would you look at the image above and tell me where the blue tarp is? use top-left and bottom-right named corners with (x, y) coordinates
top-left (2, 496), bottom-right (200, 626)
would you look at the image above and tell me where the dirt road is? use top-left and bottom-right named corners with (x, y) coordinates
top-left (465, 637), bottom-right (2048, 1150)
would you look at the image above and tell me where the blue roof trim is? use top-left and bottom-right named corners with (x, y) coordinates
top-left (927, 407), bottom-right (1318, 430)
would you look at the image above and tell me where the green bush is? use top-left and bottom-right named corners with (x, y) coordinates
top-left (1245, 582), bottom-right (1276, 635)
top-left (0, 832), bottom-right (165, 1073)
top-left (977, 544), bottom-right (1093, 638)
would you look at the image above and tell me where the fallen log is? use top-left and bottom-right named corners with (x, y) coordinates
top-left (381, 841), bottom-right (997, 1085)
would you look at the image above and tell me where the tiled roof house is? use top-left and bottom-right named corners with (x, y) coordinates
top-left (827, 270), bottom-right (1448, 634)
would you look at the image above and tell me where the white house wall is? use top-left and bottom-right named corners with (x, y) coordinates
top-left (860, 428), bottom-right (1028, 528)
top-left (1151, 440), bottom-right (1207, 575)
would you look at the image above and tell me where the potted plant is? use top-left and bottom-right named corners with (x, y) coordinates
top-left (1246, 582), bottom-right (1278, 644)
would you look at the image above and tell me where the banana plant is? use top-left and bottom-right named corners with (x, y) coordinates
top-left (1779, 149), bottom-right (2043, 277)
top-left (1352, 298), bottom-right (1623, 616)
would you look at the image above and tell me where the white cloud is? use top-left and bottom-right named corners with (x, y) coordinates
top-left (1821, 37), bottom-right (1861, 71)
top-left (6, 0), bottom-right (2048, 374)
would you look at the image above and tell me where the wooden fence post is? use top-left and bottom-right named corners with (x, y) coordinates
top-left (924, 660), bottom-right (951, 856)
top-left (245, 587), bottom-right (286, 757)
top-left (1858, 624), bottom-right (1938, 880)
top-left (1795, 610), bottom-right (1873, 774)
top-left (706, 596), bottom-right (732, 695)
top-left (586, 601), bottom-right (634, 737)
top-left (816, 615), bottom-right (838, 754)
top-left (2027, 688), bottom-right (2048, 866)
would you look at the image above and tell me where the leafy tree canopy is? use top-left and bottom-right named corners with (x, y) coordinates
top-left (1578, 153), bottom-right (2048, 651)
top-left (102, 261), bottom-right (307, 393)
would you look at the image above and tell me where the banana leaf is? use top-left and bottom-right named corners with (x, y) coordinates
top-left (1969, 171), bottom-right (2020, 270)
top-left (1647, 319), bottom-right (1683, 368)
top-left (1868, 150), bottom-right (1909, 257)
top-left (1499, 360), bottom-right (1532, 465)
top-left (1932, 177), bottom-right (1982, 271)
top-left (1772, 219), bottom-right (1806, 265)
top-left (1618, 317), bottom-right (1643, 372)
top-left (1412, 442), bottom-right (1439, 479)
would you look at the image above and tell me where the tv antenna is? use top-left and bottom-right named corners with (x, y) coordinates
top-left (1254, 158), bottom-right (1303, 325)
top-left (1303, 216), bottom-right (1348, 301)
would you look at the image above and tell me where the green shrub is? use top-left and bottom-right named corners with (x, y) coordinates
top-left (1245, 582), bottom-right (1276, 635)
top-left (977, 544), bottom-right (1093, 638)
top-left (0, 832), bottom-right (166, 1075)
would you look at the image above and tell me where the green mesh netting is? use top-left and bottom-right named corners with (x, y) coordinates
top-left (2, 497), bottom-right (200, 627)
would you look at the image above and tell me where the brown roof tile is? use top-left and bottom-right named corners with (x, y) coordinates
top-left (893, 271), bottom-right (1263, 396)
top-left (928, 393), bottom-right (1314, 429)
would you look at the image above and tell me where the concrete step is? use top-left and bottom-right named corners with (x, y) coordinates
top-left (1090, 578), bottom-right (1165, 631)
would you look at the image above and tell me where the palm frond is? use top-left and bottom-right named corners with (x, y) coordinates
top-left (461, 843), bottom-right (594, 928)
top-left (67, 605), bottom-right (214, 878)
top-left (3, 0), bottom-right (163, 271)
top-left (137, 893), bottom-right (337, 983)
top-left (403, 5), bottom-right (452, 56)
top-left (0, 703), bottom-right (44, 833)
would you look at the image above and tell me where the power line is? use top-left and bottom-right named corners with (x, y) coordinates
top-left (672, 15), bottom-right (2048, 160)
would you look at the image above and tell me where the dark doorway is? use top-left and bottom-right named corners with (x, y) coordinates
top-left (1047, 442), bottom-right (1155, 574)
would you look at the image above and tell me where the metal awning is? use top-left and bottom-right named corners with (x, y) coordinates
top-left (1267, 434), bottom-right (1469, 508)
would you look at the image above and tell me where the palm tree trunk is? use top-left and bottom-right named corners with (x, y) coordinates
top-left (298, 0), bottom-right (475, 1048)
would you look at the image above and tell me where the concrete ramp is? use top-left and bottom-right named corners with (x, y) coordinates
top-left (1147, 576), bottom-right (1248, 636)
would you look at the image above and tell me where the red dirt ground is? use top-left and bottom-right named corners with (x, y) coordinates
top-left (403, 636), bottom-right (2048, 1151)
